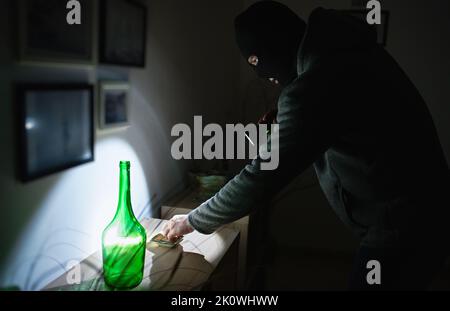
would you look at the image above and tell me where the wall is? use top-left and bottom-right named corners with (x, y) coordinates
top-left (241, 0), bottom-right (450, 252)
top-left (0, 0), bottom-right (242, 290)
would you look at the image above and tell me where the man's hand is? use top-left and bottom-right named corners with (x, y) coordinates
top-left (162, 215), bottom-right (194, 242)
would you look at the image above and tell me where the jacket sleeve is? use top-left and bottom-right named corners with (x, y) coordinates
top-left (188, 63), bottom-right (349, 234)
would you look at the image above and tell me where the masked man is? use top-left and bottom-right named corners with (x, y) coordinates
top-left (163, 1), bottom-right (450, 290)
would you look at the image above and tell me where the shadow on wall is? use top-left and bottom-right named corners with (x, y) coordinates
top-left (128, 75), bottom-right (190, 211)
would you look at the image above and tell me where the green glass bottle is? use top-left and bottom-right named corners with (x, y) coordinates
top-left (102, 161), bottom-right (147, 289)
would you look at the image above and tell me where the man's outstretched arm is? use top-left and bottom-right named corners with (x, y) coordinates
top-left (163, 64), bottom-right (349, 239)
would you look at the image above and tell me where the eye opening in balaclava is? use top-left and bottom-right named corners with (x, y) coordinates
top-left (234, 1), bottom-right (306, 86)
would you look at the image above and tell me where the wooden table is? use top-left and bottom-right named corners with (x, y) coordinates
top-left (43, 218), bottom-right (240, 291)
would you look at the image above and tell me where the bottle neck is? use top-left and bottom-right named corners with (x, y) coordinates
top-left (116, 165), bottom-right (134, 221)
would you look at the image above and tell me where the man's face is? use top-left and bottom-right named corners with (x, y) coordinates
top-left (247, 55), bottom-right (280, 85)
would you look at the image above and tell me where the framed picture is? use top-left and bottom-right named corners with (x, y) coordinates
top-left (341, 10), bottom-right (390, 46)
top-left (99, 0), bottom-right (147, 67)
top-left (17, 0), bottom-right (95, 65)
top-left (99, 82), bottom-right (130, 129)
top-left (16, 84), bottom-right (94, 182)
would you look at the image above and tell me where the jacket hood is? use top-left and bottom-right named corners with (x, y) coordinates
top-left (298, 8), bottom-right (378, 74)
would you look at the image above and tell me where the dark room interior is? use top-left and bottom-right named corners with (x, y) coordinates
top-left (1, 0), bottom-right (449, 302)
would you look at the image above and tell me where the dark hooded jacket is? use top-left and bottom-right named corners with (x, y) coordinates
top-left (188, 8), bottom-right (450, 248)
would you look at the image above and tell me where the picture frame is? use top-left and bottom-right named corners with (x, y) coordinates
top-left (99, 0), bottom-right (147, 67)
top-left (341, 10), bottom-right (390, 46)
top-left (99, 82), bottom-right (131, 130)
top-left (16, 84), bottom-right (94, 182)
top-left (17, 0), bottom-right (96, 65)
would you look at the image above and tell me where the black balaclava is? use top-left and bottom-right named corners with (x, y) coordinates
top-left (235, 1), bottom-right (307, 86)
